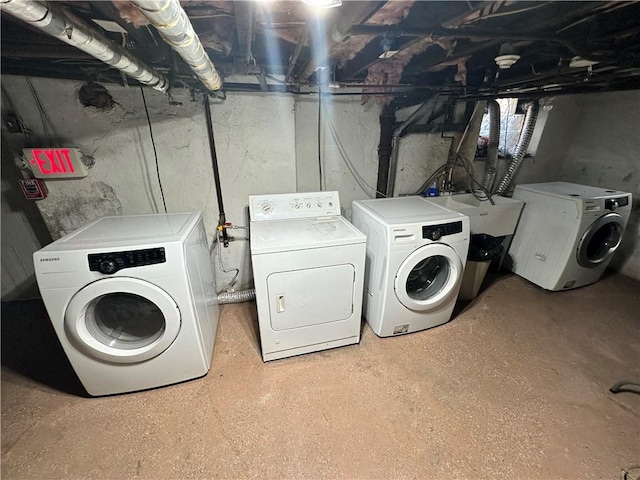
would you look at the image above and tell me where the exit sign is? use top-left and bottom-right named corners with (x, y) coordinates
top-left (23, 148), bottom-right (89, 179)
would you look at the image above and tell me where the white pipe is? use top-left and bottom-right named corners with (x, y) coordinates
top-left (131, 0), bottom-right (222, 91)
top-left (0, 0), bottom-right (168, 92)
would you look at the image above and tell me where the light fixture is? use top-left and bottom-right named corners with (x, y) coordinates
top-left (301, 0), bottom-right (342, 8)
top-left (494, 54), bottom-right (521, 69)
top-left (569, 56), bottom-right (599, 68)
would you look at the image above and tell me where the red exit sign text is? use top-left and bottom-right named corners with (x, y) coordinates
top-left (24, 148), bottom-right (88, 179)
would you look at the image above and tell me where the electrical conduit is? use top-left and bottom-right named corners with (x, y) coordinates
top-left (131, 0), bottom-right (222, 91)
top-left (0, 0), bottom-right (168, 92)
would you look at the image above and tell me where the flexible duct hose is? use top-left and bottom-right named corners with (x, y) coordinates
top-left (495, 101), bottom-right (540, 195)
top-left (483, 100), bottom-right (500, 191)
top-left (217, 289), bottom-right (256, 305)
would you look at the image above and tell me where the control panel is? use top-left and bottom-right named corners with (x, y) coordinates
top-left (88, 248), bottom-right (166, 274)
top-left (249, 191), bottom-right (341, 221)
top-left (422, 221), bottom-right (463, 241)
top-left (605, 196), bottom-right (629, 211)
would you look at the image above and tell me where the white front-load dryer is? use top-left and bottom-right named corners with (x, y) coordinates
top-left (508, 182), bottom-right (632, 290)
top-left (33, 212), bottom-right (219, 396)
top-left (352, 197), bottom-right (469, 337)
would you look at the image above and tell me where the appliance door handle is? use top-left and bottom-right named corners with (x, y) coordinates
top-left (276, 294), bottom-right (286, 313)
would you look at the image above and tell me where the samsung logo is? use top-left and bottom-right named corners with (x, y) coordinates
top-left (40, 257), bottom-right (60, 262)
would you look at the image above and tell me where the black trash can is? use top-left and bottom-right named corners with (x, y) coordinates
top-left (459, 234), bottom-right (504, 300)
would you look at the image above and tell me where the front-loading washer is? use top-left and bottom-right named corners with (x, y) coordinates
top-left (352, 196), bottom-right (469, 337)
top-left (249, 191), bottom-right (366, 361)
top-left (508, 182), bottom-right (632, 290)
top-left (33, 212), bottom-right (219, 396)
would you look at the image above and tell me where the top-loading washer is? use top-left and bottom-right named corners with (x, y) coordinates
top-left (34, 212), bottom-right (219, 396)
top-left (509, 182), bottom-right (632, 290)
top-left (352, 196), bottom-right (469, 337)
top-left (249, 191), bottom-right (366, 361)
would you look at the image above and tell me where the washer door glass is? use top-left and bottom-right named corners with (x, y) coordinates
top-left (395, 243), bottom-right (464, 311)
top-left (65, 277), bottom-right (181, 364)
top-left (577, 213), bottom-right (624, 268)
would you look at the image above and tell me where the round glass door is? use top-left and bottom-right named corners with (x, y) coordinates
top-left (65, 277), bottom-right (181, 363)
top-left (577, 213), bottom-right (624, 268)
top-left (395, 244), bottom-right (464, 311)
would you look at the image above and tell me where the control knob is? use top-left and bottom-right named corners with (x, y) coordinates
top-left (99, 259), bottom-right (117, 274)
top-left (428, 229), bottom-right (442, 241)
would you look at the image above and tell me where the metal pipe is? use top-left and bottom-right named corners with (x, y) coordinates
top-left (217, 289), bottom-right (256, 305)
top-left (203, 95), bottom-right (228, 246)
top-left (132, 0), bottom-right (222, 91)
top-left (482, 99), bottom-right (500, 191)
top-left (495, 101), bottom-right (540, 195)
top-left (0, 0), bottom-right (168, 92)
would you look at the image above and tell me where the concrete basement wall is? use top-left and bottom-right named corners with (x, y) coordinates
top-left (1, 76), bottom-right (296, 291)
top-left (515, 90), bottom-right (640, 281)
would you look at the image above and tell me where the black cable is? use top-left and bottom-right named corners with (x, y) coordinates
top-left (140, 87), bottom-right (167, 214)
top-left (318, 88), bottom-right (323, 191)
top-left (610, 381), bottom-right (640, 395)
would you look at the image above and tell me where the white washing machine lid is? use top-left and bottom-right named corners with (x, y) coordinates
top-left (250, 216), bottom-right (366, 255)
top-left (515, 182), bottom-right (629, 200)
top-left (39, 212), bottom-right (201, 251)
top-left (353, 196), bottom-right (465, 226)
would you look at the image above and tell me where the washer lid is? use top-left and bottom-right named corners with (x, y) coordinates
top-left (250, 216), bottom-right (366, 254)
top-left (354, 196), bottom-right (465, 226)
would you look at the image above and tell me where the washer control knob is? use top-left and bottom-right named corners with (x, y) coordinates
top-left (429, 229), bottom-right (442, 241)
top-left (99, 259), bottom-right (117, 274)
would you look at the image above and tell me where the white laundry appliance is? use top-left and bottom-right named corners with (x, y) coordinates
top-left (33, 212), bottom-right (219, 396)
top-left (508, 182), bottom-right (632, 291)
top-left (351, 196), bottom-right (469, 337)
top-left (249, 191), bottom-right (366, 362)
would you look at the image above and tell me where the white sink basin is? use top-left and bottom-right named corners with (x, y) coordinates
top-left (427, 193), bottom-right (524, 237)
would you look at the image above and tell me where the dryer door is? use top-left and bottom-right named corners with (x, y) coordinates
top-left (64, 277), bottom-right (181, 363)
top-left (577, 213), bottom-right (624, 268)
top-left (394, 243), bottom-right (464, 311)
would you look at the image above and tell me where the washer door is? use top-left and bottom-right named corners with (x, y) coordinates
top-left (577, 213), bottom-right (624, 268)
top-left (64, 277), bottom-right (181, 363)
top-left (394, 243), bottom-right (464, 311)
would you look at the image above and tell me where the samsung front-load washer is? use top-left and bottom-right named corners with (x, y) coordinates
top-left (508, 182), bottom-right (632, 291)
top-left (33, 212), bottom-right (219, 396)
top-left (352, 197), bottom-right (469, 337)
top-left (249, 191), bottom-right (366, 362)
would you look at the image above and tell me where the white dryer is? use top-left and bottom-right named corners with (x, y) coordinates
top-left (33, 212), bottom-right (219, 396)
top-left (249, 191), bottom-right (366, 362)
top-left (352, 197), bottom-right (469, 337)
top-left (509, 182), bottom-right (632, 290)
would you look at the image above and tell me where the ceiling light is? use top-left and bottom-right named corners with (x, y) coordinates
top-left (495, 54), bottom-right (521, 69)
top-left (301, 0), bottom-right (342, 8)
top-left (569, 56), bottom-right (599, 68)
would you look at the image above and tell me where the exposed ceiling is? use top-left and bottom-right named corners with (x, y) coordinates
top-left (2, 1), bottom-right (640, 106)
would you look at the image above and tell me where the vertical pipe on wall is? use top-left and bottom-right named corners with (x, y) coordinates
top-left (203, 95), bottom-right (228, 246)
top-left (483, 99), bottom-right (500, 191)
top-left (376, 105), bottom-right (395, 198)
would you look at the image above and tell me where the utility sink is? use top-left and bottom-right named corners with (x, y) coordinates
top-left (427, 193), bottom-right (524, 237)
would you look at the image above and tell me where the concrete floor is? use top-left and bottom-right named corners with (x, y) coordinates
top-left (2, 272), bottom-right (639, 479)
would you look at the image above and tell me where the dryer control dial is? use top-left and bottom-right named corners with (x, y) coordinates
top-left (99, 259), bottom-right (117, 274)
top-left (428, 229), bottom-right (442, 241)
